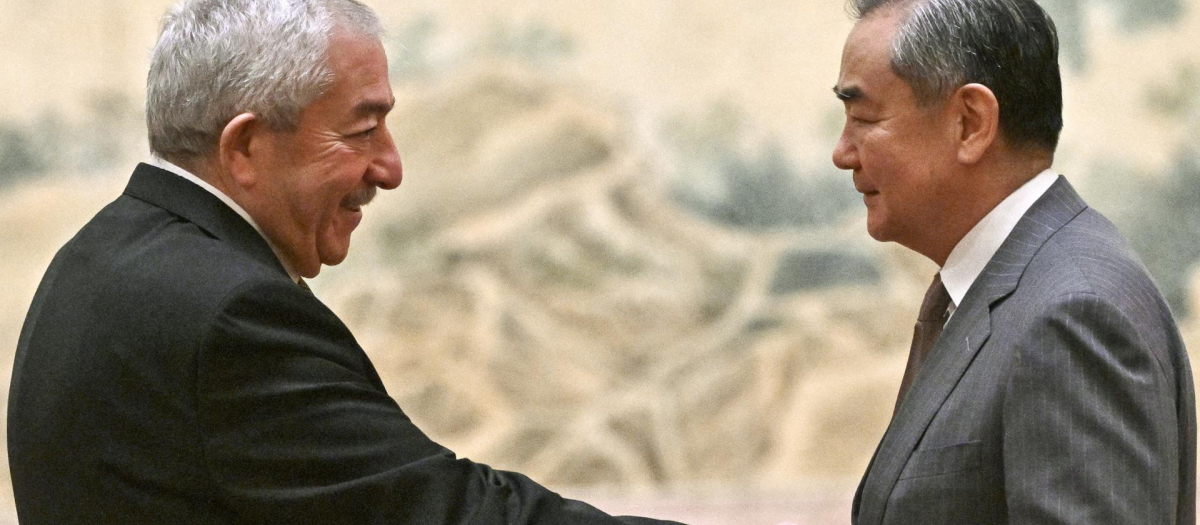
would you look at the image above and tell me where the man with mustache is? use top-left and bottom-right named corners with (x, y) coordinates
top-left (833, 0), bottom-right (1195, 522)
top-left (7, 1), bottom-right (684, 523)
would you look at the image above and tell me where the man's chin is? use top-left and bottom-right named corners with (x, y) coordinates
top-left (316, 211), bottom-right (363, 265)
top-left (865, 216), bottom-right (890, 243)
top-left (316, 237), bottom-right (352, 268)
top-left (294, 254), bottom-right (324, 278)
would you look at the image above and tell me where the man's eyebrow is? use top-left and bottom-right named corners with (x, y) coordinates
top-left (353, 98), bottom-right (396, 117)
top-left (833, 85), bottom-right (864, 102)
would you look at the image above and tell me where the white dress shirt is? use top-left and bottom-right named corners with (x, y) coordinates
top-left (940, 169), bottom-right (1059, 315)
top-left (150, 157), bottom-right (301, 283)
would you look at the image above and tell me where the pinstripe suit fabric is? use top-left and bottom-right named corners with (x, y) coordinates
top-left (852, 177), bottom-right (1196, 524)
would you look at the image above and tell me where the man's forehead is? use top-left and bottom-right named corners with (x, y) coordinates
top-left (833, 53), bottom-right (877, 106)
top-left (834, 13), bottom-right (902, 104)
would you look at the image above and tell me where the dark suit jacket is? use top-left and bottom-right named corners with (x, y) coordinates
top-left (852, 177), bottom-right (1196, 524)
top-left (8, 164), bottom-right (683, 525)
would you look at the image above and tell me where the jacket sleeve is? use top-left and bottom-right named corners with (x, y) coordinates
top-left (1001, 291), bottom-right (1183, 523)
top-left (196, 278), bottom-right (683, 525)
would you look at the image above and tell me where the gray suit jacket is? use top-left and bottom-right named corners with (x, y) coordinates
top-left (852, 177), bottom-right (1196, 524)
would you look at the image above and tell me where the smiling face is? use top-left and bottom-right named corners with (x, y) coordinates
top-left (832, 8), bottom-right (963, 260)
top-left (248, 27), bottom-right (402, 278)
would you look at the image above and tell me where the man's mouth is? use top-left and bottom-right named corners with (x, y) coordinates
top-left (853, 183), bottom-right (878, 196)
top-left (852, 174), bottom-right (877, 196)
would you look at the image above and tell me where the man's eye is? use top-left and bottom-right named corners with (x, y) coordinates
top-left (353, 127), bottom-right (377, 139)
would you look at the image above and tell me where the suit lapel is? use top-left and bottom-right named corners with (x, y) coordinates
top-left (122, 163), bottom-right (289, 278)
top-left (854, 297), bottom-right (993, 524)
top-left (854, 176), bottom-right (1088, 524)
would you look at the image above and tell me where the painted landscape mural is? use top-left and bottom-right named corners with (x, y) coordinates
top-left (1, 0), bottom-right (1198, 522)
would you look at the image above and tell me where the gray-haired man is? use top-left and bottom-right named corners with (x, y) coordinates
top-left (8, 1), bottom-right (684, 523)
top-left (833, 0), bottom-right (1195, 523)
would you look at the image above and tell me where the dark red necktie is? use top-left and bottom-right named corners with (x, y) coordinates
top-left (894, 273), bottom-right (952, 415)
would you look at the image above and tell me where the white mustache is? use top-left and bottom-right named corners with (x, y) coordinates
top-left (342, 186), bottom-right (377, 209)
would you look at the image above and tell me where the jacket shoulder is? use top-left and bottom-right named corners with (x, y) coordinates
top-left (1023, 208), bottom-right (1160, 302)
top-left (31, 193), bottom-right (292, 355)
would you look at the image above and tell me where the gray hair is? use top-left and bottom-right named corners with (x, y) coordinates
top-left (851, 0), bottom-right (1063, 151)
top-left (146, 0), bottom-right (384, 161)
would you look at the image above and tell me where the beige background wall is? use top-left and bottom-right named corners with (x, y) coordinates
top-left (2, 1), bottom-right (1198, 523)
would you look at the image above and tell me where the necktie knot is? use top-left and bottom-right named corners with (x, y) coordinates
top-left (917, 273), bottom-right (952, 323)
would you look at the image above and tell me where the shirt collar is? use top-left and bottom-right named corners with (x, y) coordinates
top-left (149, 157), bottom-right (301, 283)
top-left (940, 169), bottom-right (1059, 311)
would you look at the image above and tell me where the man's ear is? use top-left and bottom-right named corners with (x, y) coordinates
top-left (953, 83), bottom-right (999, 165)
top-left (218, 113), bottom-right (263, 189)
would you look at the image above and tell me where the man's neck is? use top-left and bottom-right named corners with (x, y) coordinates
top-left (918, 153), bottom-right (1054, 266)
top-left (939, 168), bottom-right (1059, 310)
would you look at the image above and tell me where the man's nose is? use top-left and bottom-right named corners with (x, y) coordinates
top-left (832, 127), bottom-right (858, 171)
top-left (368, 126), bottom-right (403, 190)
